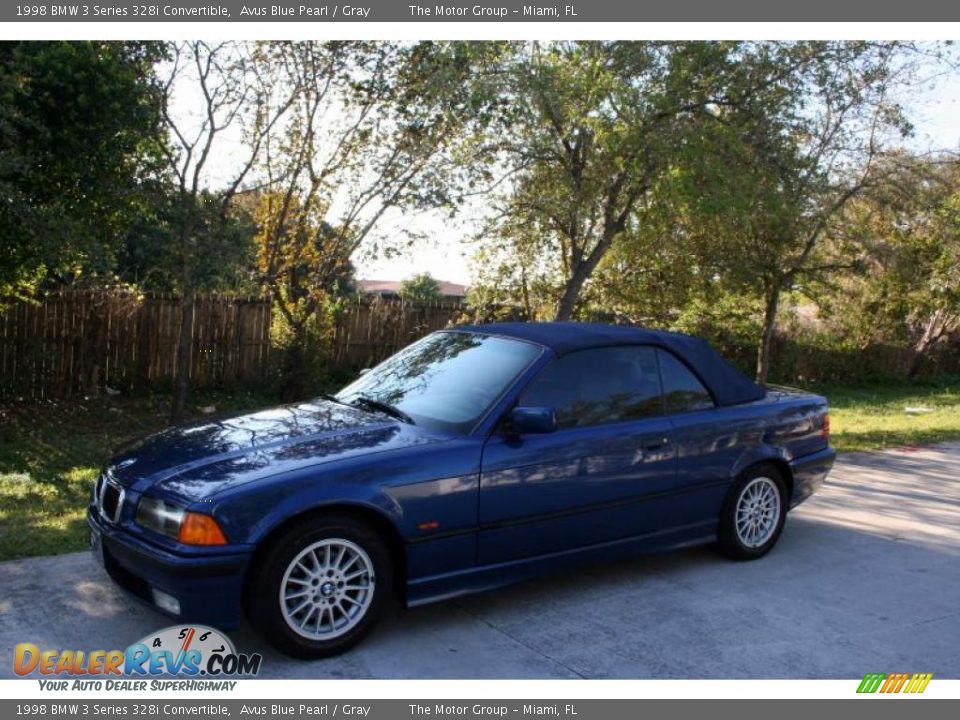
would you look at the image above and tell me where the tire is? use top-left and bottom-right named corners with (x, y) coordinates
top-left (717, 464), bottom-right (788, 560)
top-left (246, 514), bottom-right (393, 658)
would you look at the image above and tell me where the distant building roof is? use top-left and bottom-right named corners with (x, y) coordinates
top-left (357, 279), bottom-right (469, 298)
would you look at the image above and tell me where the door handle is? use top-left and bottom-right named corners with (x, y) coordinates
top-left (644, 437), bottom-right (672, 452)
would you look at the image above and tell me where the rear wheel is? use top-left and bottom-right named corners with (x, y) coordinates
top-left (246, 514), bottom-right (392, 658)
top-left (717, 465), bottom-right (787, 560)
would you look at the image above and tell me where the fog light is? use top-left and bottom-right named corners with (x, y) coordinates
top-left (151, 589), bottom-right (181, 615)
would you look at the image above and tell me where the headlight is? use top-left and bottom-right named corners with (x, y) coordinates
top-left (135, 496), bottom-right (185, 539)
top-left (135, 496), bottom-right (228, 546)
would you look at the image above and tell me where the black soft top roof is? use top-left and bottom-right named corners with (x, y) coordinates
top-left (454, 321), bottom-right (766, 407)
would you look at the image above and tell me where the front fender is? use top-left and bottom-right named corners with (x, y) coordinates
top-left (208, 436), bottom-right (483, 548)
top-left (213, 470), bottom-right (404, 546)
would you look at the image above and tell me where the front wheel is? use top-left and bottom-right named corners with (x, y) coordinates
top-left (246, 514), bottom-right (392, 658)
top-left (717, 465), bottom-right (787, 560)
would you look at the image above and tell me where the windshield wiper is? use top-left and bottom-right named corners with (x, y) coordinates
top-left (319, 393), bottom-right (350, 407)
top-left (350, 395), bottom-right (416, 425)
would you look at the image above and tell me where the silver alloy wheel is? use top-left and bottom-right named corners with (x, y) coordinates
top-left (735, 477), bottom-right (781, 549)
top-left (279, 538), bottom-right (376, 640)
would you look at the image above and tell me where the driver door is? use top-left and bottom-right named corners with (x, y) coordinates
top-left (477, 346), bottom-right (678, 565)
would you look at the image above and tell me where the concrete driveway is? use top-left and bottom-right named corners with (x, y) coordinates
top-left (2, 443), bottom-right (958, 679)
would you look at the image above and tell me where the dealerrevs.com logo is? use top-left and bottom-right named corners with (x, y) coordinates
top-left (13, 625), bottom-right (261, 689)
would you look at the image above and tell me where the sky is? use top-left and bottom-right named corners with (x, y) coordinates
top-left (173, 53), bottom-right (960, 289)
top-left (906, 69), bottom-right (960, 152)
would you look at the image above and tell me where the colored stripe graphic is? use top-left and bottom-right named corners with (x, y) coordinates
top-left (857, 673), bottom-right (885, 693)
top-left (857, 672), bottom-right (932, 694)
top-left (906, 673), bottom-right (933, 693)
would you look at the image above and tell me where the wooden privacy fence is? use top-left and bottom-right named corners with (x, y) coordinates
top-left (8, 290), bottom-right (959, 399)
top-left (0, 291), bottom-right (466, 400)
top-left (0, 291), bottom-right (272, 399)
top-left (333, 297), bottom-right (465, 368)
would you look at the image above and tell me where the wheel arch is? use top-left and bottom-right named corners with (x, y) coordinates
top-left (242, 501), bottom-right (408, 608)
top-left (731, 451), bottom-right (795, 503)
top-left (717, 455), bottom-right (794, 561)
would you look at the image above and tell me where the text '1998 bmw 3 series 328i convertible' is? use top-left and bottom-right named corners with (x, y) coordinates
top-left (88, 322), bottom-right (835, 657)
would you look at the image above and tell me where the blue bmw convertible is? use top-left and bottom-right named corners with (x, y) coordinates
top-left (89, 322), bottom-right (835, 657)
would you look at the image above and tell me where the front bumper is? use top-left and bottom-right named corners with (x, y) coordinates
top-left (87, 507), bottom-right (251, 629)
top-left (788, 446), bottom-right (836, 509)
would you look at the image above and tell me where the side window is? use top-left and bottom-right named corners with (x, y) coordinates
top-left (657, 349), bottom-right (715, 414)
top-left (520, 346), bottom-right (663, 429)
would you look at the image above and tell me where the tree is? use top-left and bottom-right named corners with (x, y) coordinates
top-left (468, 41), bottom-right (932, 382)
top-left (252, 41), bottom-right (494, 397)
top-left (0, 41), bottom-right (165, 300)
top-left (158, 40), bottom-right (294, 421)
top-left (592, 182), bottom-right (732, 331)
top-left (117, 181), bottom-right (257, 294)
top-left (671, 42), bottom-right (916, 382)
top-left (900, 182), bottom-right (960, 373)
top-left (822, 154), bottom-right (960, 375)
top-left (253, 189), bottom-right (357, 399)
top-left (479, 41), bottom-right (743, 320)
top-left (466, 229), bottom-right (559, 321)
top-left (399, 273), bottom-right (442, 302)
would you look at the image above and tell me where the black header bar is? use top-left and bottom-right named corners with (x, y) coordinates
top-left (4, 0), bottom-right (960, 23)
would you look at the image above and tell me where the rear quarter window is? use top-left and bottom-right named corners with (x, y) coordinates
top-left (657, 349), bottom-right (715, 414)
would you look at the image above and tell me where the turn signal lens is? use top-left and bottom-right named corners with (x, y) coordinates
top-left (821, 413), bottom-right (831, 440)
top-left (178, 513), bottom-right (228, 546)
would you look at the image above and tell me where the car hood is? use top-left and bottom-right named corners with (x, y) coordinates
top-left (106, 399), bottom-right (448, 503)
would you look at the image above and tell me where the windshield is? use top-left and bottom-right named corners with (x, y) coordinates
top-left (335, 331), bottom-right (542, 434)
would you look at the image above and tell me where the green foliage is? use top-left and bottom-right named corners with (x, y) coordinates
top-left (466, 229), bottom-right (562, 321)
top-left (252, 41), bottom-right (499, 275)
top-left (253, 189), bottom-right (357, 399)
top-left (476, 41), bottom-right (734, 320)
top-left (118, 184), bottom-right (258, 293)
top-left (812, 154), bottom-right (960, 376)
top-left (250, 41), bottom-right (497, 398)
top-left (267, 297), bottom-right (353, 401)
top-left (651, 42), bottom-right (914, 381)
top-left (468, 41), bottom-right (931, 381)
top-left (0, 41), bottom-right (166, 300)
top-left (399, 273), bottom-right (442, 303)
top-left (1, 40), bottom-right (957, 395)
top-left (672, 294), bottom-right (764, 357)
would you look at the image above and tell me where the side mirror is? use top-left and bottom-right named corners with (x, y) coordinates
top-left (508, 406), bottom-right (558, 435)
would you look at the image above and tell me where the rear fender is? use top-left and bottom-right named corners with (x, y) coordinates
top-left (729, 445), bottom-right (793, 485)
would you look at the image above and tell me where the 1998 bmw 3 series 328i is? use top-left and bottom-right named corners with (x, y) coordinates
top-left (89, 322), bottom-right (835, 657)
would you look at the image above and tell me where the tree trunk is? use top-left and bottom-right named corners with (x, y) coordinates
top-left (555, 264), bottom-right (593, 321)
top-left (170, 284), bottom-right (195, 424)
top-left (280, 322), bottom-right (308, 403)
top-left (520, 266), bottom-right (532, 320)
top-left (554, 221), bottom-right (625, 321)
top-left (756, 280), bottom-right (781, 385)
top-left (906, 309), bottom-right (957, 377)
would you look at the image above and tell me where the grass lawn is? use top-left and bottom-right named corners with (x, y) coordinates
top-left (812, 377), bottom-right (960, 453)
top-left (1, 378), bottom-right (958, 563)
top-left (0, 391), bottom-right (274, 563)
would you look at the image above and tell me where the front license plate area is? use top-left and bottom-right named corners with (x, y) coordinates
top-left (90, 528), bottom-right (105, 568)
